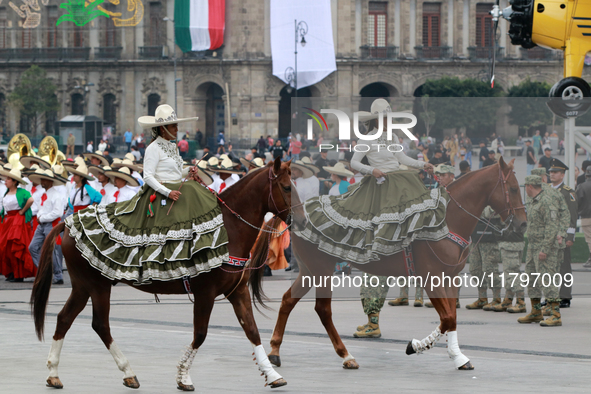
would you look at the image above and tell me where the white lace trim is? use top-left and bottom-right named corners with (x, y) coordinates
top-left (156, 137), bottom-right (183, 172)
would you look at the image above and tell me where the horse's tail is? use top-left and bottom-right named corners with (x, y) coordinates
top-left (31, 222), bottom-right (65, 341)
top-left (248, 228), bottom-right (272, 312)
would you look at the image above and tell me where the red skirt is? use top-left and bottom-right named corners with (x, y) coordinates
top-left (0, 211), bottom-right (36, 279)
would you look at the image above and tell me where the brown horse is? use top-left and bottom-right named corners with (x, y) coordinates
top-left (265, 157), bottom-right (527, 370)
top-left (31, 158), bottom-right (292, 391)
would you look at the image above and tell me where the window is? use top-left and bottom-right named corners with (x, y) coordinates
top-left (149, 2), bottom-right (163, 46)
top-left (103, 94), bottom-right (117, 125)
top-left (103, 4), bottom-right (117, 47)
top-left (476, 3), bottom-right (494, 48)
top-left (0, 7), bottom-right (7, 49)
top-left (73, 26), bottom-right (84, 47)
top-left (422, 3), bottom-right (441, 47)
top-left (147, 94), bottom-right (160, 116)
top-left (71, 93), bottom-right (84, 115)
top-left (47, 6), bottom-right (58, 47)
top-left (22, 29), bottom-right (32, 48)
top-left (0, 93), bottom-right (6, 131)
top-left (367, 2), bottom-right (387, 47)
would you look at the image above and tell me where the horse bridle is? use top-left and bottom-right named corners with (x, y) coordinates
top-left (268, 167), bottom-right (294, 226)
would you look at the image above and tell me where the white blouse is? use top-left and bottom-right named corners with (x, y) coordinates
top-left (350, 132), bottom-right (424, 175)
top-left (70, 185), bottom-right (91, 207)
top-left (106, 185), bottom-right (136, 205)
top-left (98, 183), bottom-right (117, 206)
top-left (143, 137), bottom-right (190, 197)
top-left (2, 194), bottom-right (20, 212)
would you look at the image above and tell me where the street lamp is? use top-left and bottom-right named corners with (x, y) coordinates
top-left (292, 20), bottom-right (308, 131)
top-left (284, 67), bottom-right (295, 94)
top-left (164, 17), bottom-right (181, 110)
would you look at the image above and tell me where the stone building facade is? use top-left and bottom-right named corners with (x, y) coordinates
top-left (0, 0), bottom-right (588, 147)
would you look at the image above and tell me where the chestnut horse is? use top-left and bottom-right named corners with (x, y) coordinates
top-left (31, 158), bottom-right (292, 391)
top-left (265, 157), bottom-right (526, 370)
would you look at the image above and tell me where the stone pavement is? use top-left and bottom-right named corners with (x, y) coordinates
top-left (1, 267), bottom-right (590, 394)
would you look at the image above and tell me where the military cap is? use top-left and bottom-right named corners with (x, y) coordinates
top-left (525, 175), bottom-right (542, 185)
top-left (435, 164), bottom-right (455, 174)
top-left (530, 168), bottom-right (547, 177)
top-left (548, 158), bottom-right (568, 172)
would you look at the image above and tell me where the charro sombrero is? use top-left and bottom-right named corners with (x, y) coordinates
top-left (111, 158), bottom-right (142, 173)
top-left (0, 168), bottom-right (28, 185)
top-left (27, 168), bottom-right (67, 186)
top-left (22, 163), bottom-right (41, 176)
top-left (52, 164), bottom-right (68, 179)
top-left (358, 98), bottom-right (392, 122)
top-left (183, 164), bottom-right (213, 186)
top-left (240, 157), bottom-right (265, 169)
top-left (299, 156), bottom-right (320, 174)
top-left (83, 150), bottom-right (110, 166)
top-left (137, 104), bottom-right (199, 129)
top-left (105, 167), bottom-right (140, 187)
top-left (292, 161), bottom-right (314, 179)
top-left (62, 157), bottom-right (85, 169)
top-left (208, 157), bottom-right (242, 174)
top-left (323, 162), bottom-right (353, 178)
top-left (66, 161), bottom-right (94, 180)
top-left (88, 165), bottom-right (112, 179)
top-left (20, 155), bottom-right (51, 170)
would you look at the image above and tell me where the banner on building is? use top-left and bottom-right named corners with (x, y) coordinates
top-left (175, 0), bottom-right (225, 52)
top-left (271, 0), bottom-right (336, 89)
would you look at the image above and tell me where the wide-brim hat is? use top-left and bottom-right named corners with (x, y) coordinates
top-left (22, 164), bottom-right (41, 176)
top-left (299, 156), bottom-right (320, 174)
top-left (20, 155), bottom-right (51, 170)
top-left (0, 167), bottom-right (28, 185)
top-left (105, 167), bottom-right (140, 187)
top-left (324, 162), bottom-right (354, 178)
top-left (66, 161), bottom-right (94, 180)
top-left (292, 161), bottom-right (314, 179)
top-left (358, 98), bottom-right (392, 122)
top-left (124, 153), bottom-right (137, 163)
top-left (240, 157), bottom-right (265, 169)
top-left (183, 164), bottom-right (213, 186)
top-left (27, 168), bottom-right (67, 186)
top-left (137, 104), bottom-right (199, 129)
top-left (83, 150), bottom-right (110, 166)
top-left (208, 157), bottom-right (242, 174)
top-left (88, 165), bottom-right (112, 179)
top-left (111, 158), bottom-right (142, 172)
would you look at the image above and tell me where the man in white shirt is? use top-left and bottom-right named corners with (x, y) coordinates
top-left (89, 165), bottom-right (117, 206)
top-left (208, 158), bottom-right (240, 193)
top-left (104, 167), bottom-right (140, 204)
top-left (86, 141), bottom-right (93, 153)
top-left (292, 161), bottom-right (316, 202)
top-left (28, 168), bottom-right (67, 284)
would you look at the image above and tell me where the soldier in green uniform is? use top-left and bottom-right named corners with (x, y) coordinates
top-left (354, 275), bottom-right (389, 338)
top-left (493, 216), bottom-right (526, 312)
top-left (548, 159), bottom-right (577, 308)
top-left (518, 176), bottom-right (568, 326)
top-left (387, 279), bottom-right (424, 307)
top-left (465, 206), bottom-right (503, 310)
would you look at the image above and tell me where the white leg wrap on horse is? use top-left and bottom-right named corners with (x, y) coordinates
top-left (446, 330), bottom-right (470, 368)
top-left (342, 354), bottom-right (355, 364)
top-left (108, 342), bottom-right (135, 379)
top-left (46, 339), bottom-right (64, 378)
top-left (411, 326), bottom-right (442, 354)
top-left (252, 344), bottom-right (282, 386)
top-left (176, 345), bottom-right (198, 387)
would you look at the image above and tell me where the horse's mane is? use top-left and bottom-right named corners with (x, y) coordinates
top-left (447, 162), bottom-right (498, 192)
top-left (218, 166), bottom-right (266, 198)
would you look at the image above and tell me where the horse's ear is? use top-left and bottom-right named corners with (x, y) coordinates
top-left (273, 156), bottom-right (282, 175)
top-left (499, 155), bottom-right (507, 170)
top-left (508, 158), bottom-right (515, 170)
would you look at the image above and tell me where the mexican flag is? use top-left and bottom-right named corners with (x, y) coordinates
top-left (175, 0), bottom-right (225, 52)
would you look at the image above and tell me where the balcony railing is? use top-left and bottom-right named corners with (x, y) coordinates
top-left (38, 47), bottom-right (62, 60)
top-left (520, 46), bottom-right (562, 61)
top-left (414, 46), bottom-right (452, 60)
top-left (62, 47), bottom-right (91, 60)
top-left (139, 46), bottom-right (165, 59)
top-left (95, 46), bottom-right (123, 60)
top-left (183, 46), bottom-right (224, 59)
top-left (359, 45), bottom-right (399, 59)
top-left (467, 46), bottom-right (505, 61)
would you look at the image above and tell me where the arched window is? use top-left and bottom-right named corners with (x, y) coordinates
top-left (147, 93), bottom-right (160, 116)
top-left (71, 93), bottom-right (84, 115)
top-left (103, 94), bottom-right (116, 125)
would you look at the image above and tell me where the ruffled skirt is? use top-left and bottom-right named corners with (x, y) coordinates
top-left (0, 211), bottom-right (36, 279)
top-left (294, 171), bottom-right (449, 264)
top-left (65, 180), bottom-right (229, 284)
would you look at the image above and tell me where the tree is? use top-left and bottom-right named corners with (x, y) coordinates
top-left (9, 66), bottom-right (59, 136)
top-left (506, 79), bottom-right (554, 136)
top-left (416, 77), bottom-right (505, 138)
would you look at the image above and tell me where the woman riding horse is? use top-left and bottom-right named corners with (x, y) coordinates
top-left (65, 104), bottom-right (228, 284)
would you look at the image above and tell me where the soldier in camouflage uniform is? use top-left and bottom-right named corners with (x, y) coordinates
top-left (494, 218), bottom-right (526, 312)
top-left (518, 175), bottom-right (568, 326)
top-left (354, 275), bottom-right (389, 338)
top-left (387, 280), bottom-right (424, 307)
top-left (465, 206), bottom-right (503, 310)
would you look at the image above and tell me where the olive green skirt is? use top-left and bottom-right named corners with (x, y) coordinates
top-left (294, 171), bottom-right (449, 264)
top-left (65, 181), bottom-right (228, 284)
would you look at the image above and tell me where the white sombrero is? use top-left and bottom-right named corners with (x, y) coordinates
top-left (66, 161), bottom-right (94, 180)
top-left (27, 168), bottom-right (67, 186)
top-left (20, 156), bottom-right (51, 170)
top-left (104, 167), bottom-right (140, 187)
top-left (88, 165), bottom-right (112, 179)
top-left (323, 162), bottom-right (354, 178)
top-left (0, 168), bottom-right (28, 185)
top-left (183, 163), bottom-right (213, 186)
top-left (358, 98), bottom-right (392, 122)
top-left (208, 157), bottom-right (242, 174)
top-left (240, 157), bottom-right (265, 169)
top-left (292, 161), bottom-right (314, 179)
top-left (83, 150), bottom-right (110, 166)
top-left (111, 158), bottom-right (142, 173)
top-left (299, 156), bottom-right (320, 174)
top-left (137, 104), bottom-right (199, 129)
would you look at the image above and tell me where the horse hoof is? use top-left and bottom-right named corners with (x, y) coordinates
top-left (123, 376), bottom-right (140, 389)
top-left (458, 361), bottom-right (474, 370)
top-left (268, 354), bottom-right (281, 367)
top-left (405, 341), bottom-right (416, 355)
top-left (269, 378), bottom-right (287, 388)
top-left (343, 359), bottom-right (360, 369)
top-left (46, 377), bottom-right (63, 389)
top-left (177, 382), bottom-right (195, 391)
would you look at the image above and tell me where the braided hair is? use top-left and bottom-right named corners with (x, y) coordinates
top-left (74, 177), bottom-right (88, 205)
